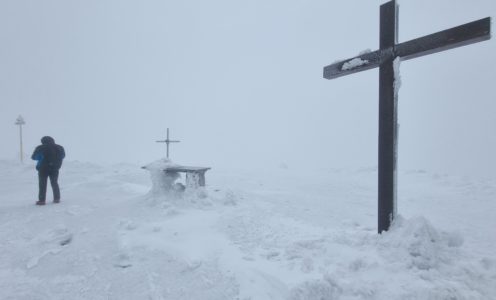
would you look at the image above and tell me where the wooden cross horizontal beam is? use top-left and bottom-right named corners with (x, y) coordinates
top-left (324, 17), bottom-right (491, 80)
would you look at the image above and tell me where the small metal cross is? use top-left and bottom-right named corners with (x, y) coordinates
top-left (156, 128), bottom-right (180, 159)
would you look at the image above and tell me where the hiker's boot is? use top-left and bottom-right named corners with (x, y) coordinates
top-left (53, 199), bottom-right (60, 204)
top-left (36, 200), bottom-right (46, 206)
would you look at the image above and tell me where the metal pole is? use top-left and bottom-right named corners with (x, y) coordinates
top-left (19, 124), bottom-right (23, 163)
top-left (15, 115), bottom-right (26, 164)
top-left (166, 128), bottom-right (170, 158)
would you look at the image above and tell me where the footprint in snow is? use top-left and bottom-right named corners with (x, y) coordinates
top-left (114, 253), bottom-right (132, 268)
top-left (35, 227), bottom-right (73, 246)
top-left (26, 227), bottom-right (73, 269)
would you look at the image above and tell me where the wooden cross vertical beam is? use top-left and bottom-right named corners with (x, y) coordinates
top-left (378, 1), bottom-right (398, 232)
top-left (322, 0), bottom-right (491, 233)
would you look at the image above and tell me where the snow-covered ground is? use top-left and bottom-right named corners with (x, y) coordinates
top-left (0, 160), bottom-right (495, 300)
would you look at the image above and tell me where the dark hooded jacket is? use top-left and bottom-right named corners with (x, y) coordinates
top-left (31, 136), bottom-right (66, 171)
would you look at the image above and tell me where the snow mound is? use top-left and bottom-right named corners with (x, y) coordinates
top-left (143, 158), bottom-right (183, 199)
top-left (142, 158), bottom-right (213, 209)
top-left (380, 216), bottom-right (464, 270)
top-left (289, 216), bottom-right (494, 300)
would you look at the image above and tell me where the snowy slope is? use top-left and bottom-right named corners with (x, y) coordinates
top-left (0, 160), bottom-right (495, 300)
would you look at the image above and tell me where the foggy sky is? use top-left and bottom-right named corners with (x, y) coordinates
top-left (1, 0), bottom-right (495, 177)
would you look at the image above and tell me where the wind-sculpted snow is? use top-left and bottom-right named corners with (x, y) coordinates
top-left (0, 160), bottom-right (495, 299)
top-left (289, 216), bottom-right (491, 299)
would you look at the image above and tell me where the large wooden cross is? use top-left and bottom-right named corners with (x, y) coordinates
top-left (323, 0), bottom-right (491, 233)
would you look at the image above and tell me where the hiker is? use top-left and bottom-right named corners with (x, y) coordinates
top-left (31, 136), bottom-right (65, 205)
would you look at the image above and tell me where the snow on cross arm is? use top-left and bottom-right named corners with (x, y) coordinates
top-left (341, 57), bottom-right (369, 70)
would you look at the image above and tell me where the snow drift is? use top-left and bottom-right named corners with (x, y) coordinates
top-left (0, 160), bottom-right (494, 299)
